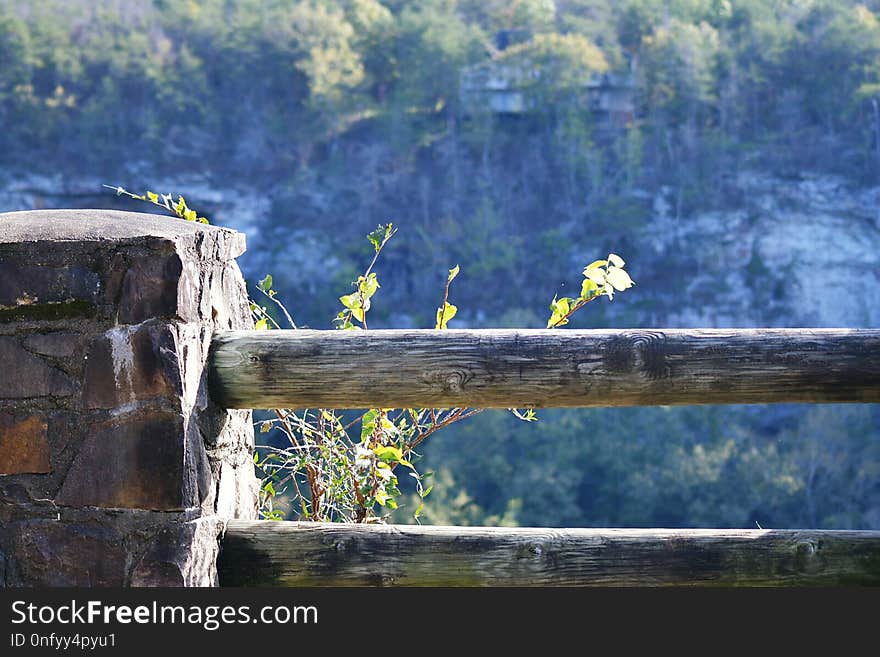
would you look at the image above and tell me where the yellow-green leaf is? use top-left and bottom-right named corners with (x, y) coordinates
top-left (585, 259), bottom-right (607, 271)
top-left (254, 318), bottom-right (269, 330)
top-left (547, 296), bottom-right (572, 328)
top-left (359, 273), bottom-right (380, 298)
top-left (606, 267), bottom-right (635, 291)
top-left (339, 294), bottom-right (361, 310)
top-left (435, 302), bottom-right (458, 329)
top-left (361, 409), bottom-right (379, 441)
top-left (373, 445), bottom-right (404, 462)
top-left (584, 267), bottom-right (606, 284)
top-left (448, 264), bottom-right (460, 282)
top-left (608, 253), bottom-right (625, 268)
top-left (580, 278), bottom-right (599, 300)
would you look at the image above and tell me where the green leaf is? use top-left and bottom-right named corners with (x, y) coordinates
top-left (585, 259), bottom-right (607, 271)
top-left (414, 502), bottom-right (424, 519)
top-left (367, 223), bottom-right (394, 252)
top-left (361, 409), bottom-right (380, 442)
top-left (608, 253), bottom-right (625, 268)
top-left (146, 191), bottom-right (159, 203)
top-left (435, 301), bottom-right (458, 329)
top-left (367, 226), bottom-right (384, 252)
top-left (254, 318), bottom-right (269, 330)
top-left (183, 208), bottom-right (197, 222)
top-left (373, 445), bottom-right (404, 462)
top-left (553, 296), bottom-right (569, 314)
top-left (258, 275), bottom-right (273, 292)
top-left (580, 278), bottom-right (599, 300)
top-left (358, 273), bottom-right (379, 299)
top-left (339, 293), bottom-right (361, 310)
top-left (547, 296), bottom-right (572, 328)
top-left (448, 264), bottom-right (460, 282)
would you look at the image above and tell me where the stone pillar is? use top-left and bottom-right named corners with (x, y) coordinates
top-left (0, 209), bottom-right (257, 586)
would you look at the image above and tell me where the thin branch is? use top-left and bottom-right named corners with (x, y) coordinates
top-left (547, 293), bottom-right (600, 328)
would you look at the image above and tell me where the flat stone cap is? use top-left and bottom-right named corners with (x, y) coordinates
top-left (0, 209), bottom-right (245, 259)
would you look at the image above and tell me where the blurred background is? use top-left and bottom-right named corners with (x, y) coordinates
top-left (0, 0), bottom-right (878, 528)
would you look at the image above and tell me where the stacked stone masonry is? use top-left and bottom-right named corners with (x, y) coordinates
top-left (0, 209), bottom-right (258, 586)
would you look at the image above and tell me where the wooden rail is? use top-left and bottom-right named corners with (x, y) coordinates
top-left (219, 521), bottom-right (880, 586)
top-left (208, 328), bottom-right (880, 409)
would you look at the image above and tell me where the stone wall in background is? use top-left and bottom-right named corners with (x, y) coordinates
top-left (0, 209), bottom-right (257, 586)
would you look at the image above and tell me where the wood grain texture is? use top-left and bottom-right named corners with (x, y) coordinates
top-left (219, 521), bottom-right (880, 586)
top-left (208, 328), bottom-right (880, 409)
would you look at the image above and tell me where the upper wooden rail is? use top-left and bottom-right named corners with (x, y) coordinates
top-left (207, 328), bottom-right (880, 409)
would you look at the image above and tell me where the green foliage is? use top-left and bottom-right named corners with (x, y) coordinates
top-left (435, 265), bottom-right (460, 330)
top-left (416, 403), bottom-right (880, 530)
top-left (257, 231), bottom-right (628, 522)
top-left (546, 254), bottom-right (635, 327)
top-left (4, 0), bottom-right (880, 182)
top-left (106, 186), bottom-right (208, 223)
top-left (497, 31), bottom-right (609, 92)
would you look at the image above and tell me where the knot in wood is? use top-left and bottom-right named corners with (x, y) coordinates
top-left (423, 369), bottom-right (473, 393)
top-left (796, 540), bottom-right (817, 558)
top-left (604, 331), bottom-right (670, 380)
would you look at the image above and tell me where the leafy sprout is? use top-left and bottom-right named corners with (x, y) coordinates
top-left (546, 253), bottom-right (635, 328)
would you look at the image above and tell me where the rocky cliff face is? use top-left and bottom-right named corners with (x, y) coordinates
top-left (1, 170), bottom-right (877, 329)
top-left (641, 172), bottom-right (880, 329)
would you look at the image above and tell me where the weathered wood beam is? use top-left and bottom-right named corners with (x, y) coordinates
top-left (208, 328), bottom-right (880, 409)
top-left (219, 521), bottom-right (880, 586)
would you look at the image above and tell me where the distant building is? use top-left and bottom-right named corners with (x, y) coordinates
top-left (460, 35), bottom-right (635, 126)
top-left (586, 72), bottom-right (636, 126)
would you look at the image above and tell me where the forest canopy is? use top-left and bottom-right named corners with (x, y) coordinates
top-left (2, 0), bottom-right (878, 530)
top-left (3, 0), bottom-right (880, 185)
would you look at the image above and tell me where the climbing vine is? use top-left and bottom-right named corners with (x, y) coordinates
top-left (109, 185), bottom-right (635, 522)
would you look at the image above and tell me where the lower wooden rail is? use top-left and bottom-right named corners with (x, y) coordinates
top-left (219, 521), bottom-right (880, 586)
